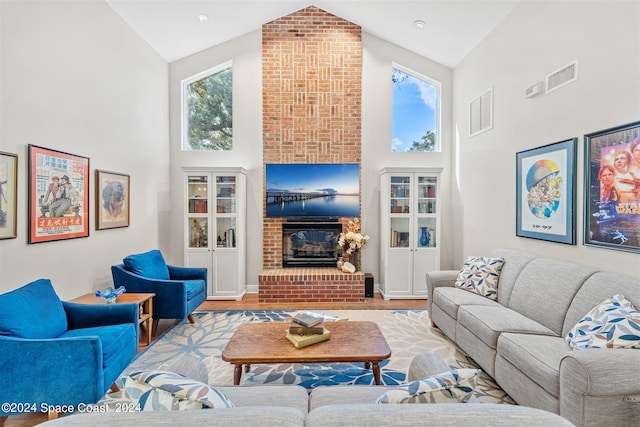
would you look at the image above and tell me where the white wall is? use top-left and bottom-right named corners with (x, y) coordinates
top-left (167, 31), bottom-right (454, 288)
top-left (453, 0), bottom-right (640, 276)
top-left (0, 1), bottom-right (170, 298)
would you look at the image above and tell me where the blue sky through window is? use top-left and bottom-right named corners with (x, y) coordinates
top-left (392, 68), bottom-right (439, 152)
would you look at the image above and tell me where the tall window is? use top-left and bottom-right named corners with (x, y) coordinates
top-left (182, 61), bottom-right (233, 151)
top-left (391, 64), bottom-right (440, 152)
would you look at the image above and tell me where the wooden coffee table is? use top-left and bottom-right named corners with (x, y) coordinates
top-left (221, 321), bottom-right (391, 385)
top-left (71, 293), bottom-right (155, 346)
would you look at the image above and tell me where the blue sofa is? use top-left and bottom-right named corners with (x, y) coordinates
top-left (111, 250), bottom-right (207, 336)
top-left (0, 279), bottom-right (138, 416)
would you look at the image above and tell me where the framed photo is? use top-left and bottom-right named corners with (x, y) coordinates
top-left (516, 138), bottom-right (577, 244)
top-left (95, 170), bottom-right (130, 230)
top-left (0, 151), bottom-right (18, 240)
top-left (584, 121), bottom-right (640, 253)
top-left (28, 145), bottom-right (89, 243)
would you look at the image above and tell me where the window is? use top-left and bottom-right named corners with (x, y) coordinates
top-left (182, 61), bottom-right (233, 151)
top-left (391, 64), bottom-right (440, 152)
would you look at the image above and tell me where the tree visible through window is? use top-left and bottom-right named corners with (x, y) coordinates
top-left (183, 62), bottom-right (233, 151)
top-left (392, 65), bottom-right (440, 152)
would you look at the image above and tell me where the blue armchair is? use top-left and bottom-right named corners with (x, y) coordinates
top-left (0, 279), bottom-right (138, 416)
top-left (111, 249), bottom-right (207, 336)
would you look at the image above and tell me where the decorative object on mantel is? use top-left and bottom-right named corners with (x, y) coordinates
top-left (337, 218), bottom-right (369, 273)
top-left (96, 286), bottom-right (126, 303)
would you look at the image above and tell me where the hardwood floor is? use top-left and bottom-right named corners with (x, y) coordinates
top-left (1, 292), bottom-right (426, 426)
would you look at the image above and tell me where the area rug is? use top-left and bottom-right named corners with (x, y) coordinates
top-left (111, 309), bottom-right (514, 404)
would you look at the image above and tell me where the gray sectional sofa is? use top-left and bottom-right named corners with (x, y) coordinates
top-left (39, 352), bottom-right (572, 426)
top-left (427, 248), bottom-right (640, 427)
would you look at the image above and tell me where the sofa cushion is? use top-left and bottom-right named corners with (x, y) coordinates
top-left (455, 256), bottom-right (504, 300)
top-left (0, 279), bottom-right (67, 339)
top-left (563, 271), bottom-right (640, 337)
top-left (458, 305), bottom-right (556, 349)
top-left (306, 403), bottom-right (574, 427)
top-left (566, 294), bottom-right (640, 350)
top-left (123, 250), bottom-right (170, 280)
top-left (490, 249), bottom-right (537, 307)
top-left (497, 332), bottom-right (569, 397)
top-left (124, 370), bottom-right (234, 410)
top-left (375, 369), bottom-right (480, 404)
top-left (508, 258), bottom-right (597, 335)
top-left (37, 407), bottom-right (306, 427)
top-left (432, 287), bottom-right (499, 320)
top-left (60, 323), bottom-right (136, 368)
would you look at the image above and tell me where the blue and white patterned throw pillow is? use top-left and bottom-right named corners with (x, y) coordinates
top-left (376, 369), bottom-right (481, 404)
top-left (124, 370), bottom-right (234, 410)
top-left (454, 256), bottom-right (505, 301)
top-left (566, 294), bottom-right (640, 350)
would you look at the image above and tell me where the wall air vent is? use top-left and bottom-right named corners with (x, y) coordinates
top-left (469, 86), bottom-right (493, 137)
top-left (546, 60), bottom-right (578, 93)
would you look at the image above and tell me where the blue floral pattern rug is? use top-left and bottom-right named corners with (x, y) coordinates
top-left (112, 309), bottom-right (514, 404)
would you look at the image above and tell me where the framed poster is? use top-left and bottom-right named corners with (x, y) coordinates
top-left (0, 151), bottom-right (18, 240)
top-left (516, 138), bottom-right (577, 244)
top-left (96, 169), bottom-right (130, 230)
top-left (28, 145), bottom-right (90, 243)
top-left (584, 121), bottom-right (640, 253)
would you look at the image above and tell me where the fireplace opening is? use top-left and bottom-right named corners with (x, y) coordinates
top-left (282, 223), bottom-right (342, 268)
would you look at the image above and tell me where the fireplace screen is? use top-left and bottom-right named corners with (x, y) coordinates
top-left (282, 223), bottom-right (342, 268)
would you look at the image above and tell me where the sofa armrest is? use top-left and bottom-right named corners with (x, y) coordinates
top-left (111, 265), bottom-right (194, 319)
top-left (167, 264), bottom-right (207, 282)
top-left (0, 335), bottom-right (105, 414)
top-left (63, 301), bottom-right (138, 330)
top-left (426, 270), bottom-right (458, 312)
top-left (560, 349), bottom-right (640, 426)
top-left (560, 348), bottom-right (640, 395)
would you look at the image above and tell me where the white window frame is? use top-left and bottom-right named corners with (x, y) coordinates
top-left (391, 62), bottom-right (442, 152)
top-left (181, 60), bottom-right (233, 151)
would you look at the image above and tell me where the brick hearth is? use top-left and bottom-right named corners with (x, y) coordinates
top-left (259, 268), bottom-right (365, 303)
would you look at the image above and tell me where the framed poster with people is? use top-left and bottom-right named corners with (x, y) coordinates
top-left (28, 145), bottom-right (90, 243)
top-left (584, 121), bottom-right (640, 253)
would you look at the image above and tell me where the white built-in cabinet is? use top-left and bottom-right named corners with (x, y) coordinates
top-left (379, 168), bottom-right (442, 299)
top-left (184, 167), bottom-right (246, 300)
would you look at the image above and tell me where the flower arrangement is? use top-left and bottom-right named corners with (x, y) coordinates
top-left (337, 218), bottom-right (369, 255)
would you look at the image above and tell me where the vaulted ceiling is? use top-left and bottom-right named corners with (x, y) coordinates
top-left (106, 0), bottom-right (520, 68)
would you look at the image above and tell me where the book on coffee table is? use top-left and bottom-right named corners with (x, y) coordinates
top-left (291, 311), bottom-right (325, 328)
top-left (285, 328), bottom-right (331, 348)
top-left (288, 323), bottom-right (325, 335)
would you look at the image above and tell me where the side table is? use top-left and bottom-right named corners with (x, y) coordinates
top-left (71, 292), bottom-right (155, 346)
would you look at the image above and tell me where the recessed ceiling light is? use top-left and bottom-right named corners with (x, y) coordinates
top-left (414, 20), bottom-right (426, 30)
top-left (197, 14), bottom-right (209, 23)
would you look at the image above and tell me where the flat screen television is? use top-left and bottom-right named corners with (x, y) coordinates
top-left (266, 163), bottom-right (360, 218)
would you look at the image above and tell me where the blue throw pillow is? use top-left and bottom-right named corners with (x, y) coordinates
top-left (0, 279), bottom-right (68, 338)
top-left (123, 250), bottom-right (170, 280)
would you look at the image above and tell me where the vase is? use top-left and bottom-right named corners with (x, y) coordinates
top-left (349, 252), bottom-right (359, 272)
top-left (337, 256), bottom-right (344, 271)
top-left (420, 227), bottom-right (429, 247)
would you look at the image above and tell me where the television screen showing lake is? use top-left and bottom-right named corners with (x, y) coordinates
top-left (266, 195), bottom-right (359, 217)
top-left (265, 163), bottom-right (360, 218)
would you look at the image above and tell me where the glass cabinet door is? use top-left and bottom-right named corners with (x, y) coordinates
top-left (215, 176), bottom-right (237, 248)
top-left (187, 175), bottom-right (209, 249)
top-left (390, 176), bottom-right (411, 214)
top-left (416, 176), bottom-right (437, 248)
top-left (389, 175), bottom-right (411, 248)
